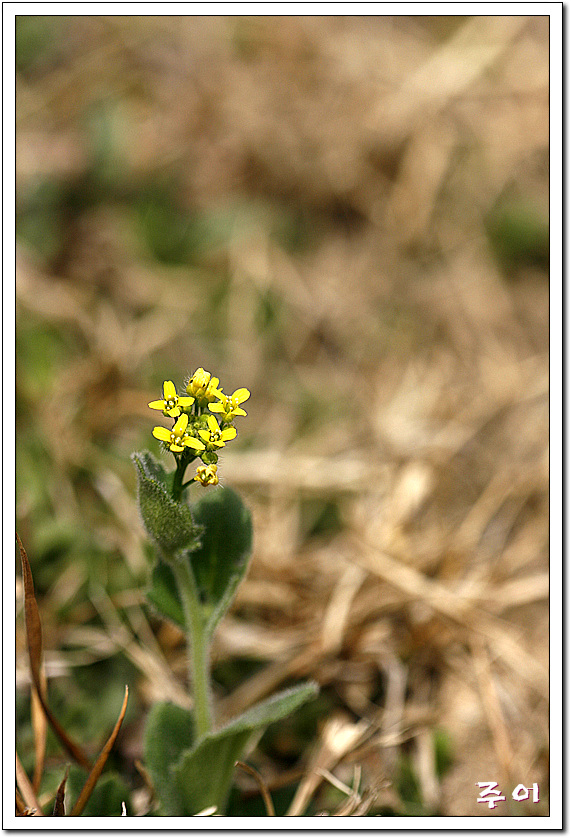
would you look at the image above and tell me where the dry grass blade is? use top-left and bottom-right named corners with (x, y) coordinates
top-left (16, 751), bottom-right (45, 816)
top-left (320, 565), bottom-right (366, 655)
top-left (85, 584), bottom-right (191, 709)
top-left (413, 728), bottom-right (439, 813)
top-left (470, 636), bottom-right (513, 784)
top-left (350, 791), bottom-right (378, 817)
top-left (17, 533), bottom-right (43, 688)
top-left (318, 765), bottom-right (363, 816)
top-left (327, 771), bottom-right (377, 817)
top-left (286, 714), bottom-right (370, 816)
top-left (69, 685), bottom-right (129, 816)
top-left (349, 534), bottom-right (472, 622)
top-left (31, 677), bottom-right (47, 792)
top-left (484, 574), bottom-right (549, 612)
top-left (53, 765), bottom-right (70, 816)
top-left (235, 761), bottom-right (275, 816)
top-left (15, 788), bottom-right (27, 816)
top-left (17, 533), bottom-right (91, 771)
top-left (370, 16), bottom-right (531, 149)
top-left (349, 535), bottom-right (548, 697)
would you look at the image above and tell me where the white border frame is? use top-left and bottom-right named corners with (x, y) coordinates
top-left (5, 3), bottom-right (562, 829)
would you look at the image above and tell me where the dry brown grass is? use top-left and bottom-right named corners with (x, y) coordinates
top-left (16, 14), bottom-right (549, 816)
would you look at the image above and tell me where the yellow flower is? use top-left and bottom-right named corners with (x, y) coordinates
top-left (194, 463), bottom-right (219, 487)
top-left (198, 414), bottom-right (237, 450)
top-left (209, 388), bottom-right (250, 422)
top-left (186, 368), bottom-right (223, 405)
top-left (149, 380), bottom-right (194, 418)
top-left (153, 413), bottom-right (206, 454)
top-left (188, 367), bottom-right (211, 392)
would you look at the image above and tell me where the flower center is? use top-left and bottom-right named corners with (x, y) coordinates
top-left (166, 397), bottom-right (177, 409)
top-left (170, 430), bottom-right (184, 445)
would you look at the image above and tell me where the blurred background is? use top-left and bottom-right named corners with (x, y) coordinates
top-left (16, 15), bottom-right (549, 816)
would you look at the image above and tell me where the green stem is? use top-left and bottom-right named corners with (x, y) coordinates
top-left (169, 450), bottom-right (212, 735)
top-left (171, 557), bottom-right (213, 738)
top-left (172, 451), bottom-right (197, 501)
top-left (172, 459), bottom-right (186, 501)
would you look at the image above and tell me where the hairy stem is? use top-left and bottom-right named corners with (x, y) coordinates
top-left (171, 557), bottom-right (213, 738)
top-left (171, 459), bottom-right (186, 501)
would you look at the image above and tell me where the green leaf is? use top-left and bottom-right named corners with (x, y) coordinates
top-left (174, 728), bottom-right (251, 816)
top-left (132, 452), bottom-right (201, 555)
top-left (133, 449), bottom-right (170, 491)
top-left (174, 682), bottom-right (318, 815)
top-left (143, 702), bottom-right (194, 816)
top-left (146, 559), bottom-right (184, 629)
top-left (146, 488), bottom-right (253, 636)
top-left (222, 681), bottom-right (319, 730)
top-left (189, 487), bottom-right (253, 637)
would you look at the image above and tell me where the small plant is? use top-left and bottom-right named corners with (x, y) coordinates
top-left (134, 368), bottom-right (318, 816)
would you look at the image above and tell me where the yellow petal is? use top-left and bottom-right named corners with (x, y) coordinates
top-left (163, 380), bottom-right (177, 399)
top-left (221, 427), bottom-right (237, 441)
top-left (173, 414), bottom-right (189, 433)
top-left (166, 407), bottom-right (181, 417)
top-left (232, 388), bottom-right (250, 404)
top-left (148, 400), bottom-right (166, 410)
top-left (198, 429), bottom-right (210, 442)
top-left (153, 427), bottom-right (171, 442)
top-left (178, 396), bottom-right (194, 407)
top-left (170, 443), bottom-right (185, 453)
top-left (206, 415), bottom-right (219, 433)
top-left (184, 437), bottom-right (206, 451)
top-left (192, 368), bottom-right (210, 388)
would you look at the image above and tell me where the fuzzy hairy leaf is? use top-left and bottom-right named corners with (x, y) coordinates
top-left (143, 702), bottom-right (194, 816)
top-left (190, 487), bottom-right (253, 637)
top-left (174, 682), bottom-right (318, 815)
top-left (133, 449), bottom-right (170, 491)
top-left (132, 452), bottom-right (201, 555)
top-left (146, 559), bottom-right (185, 629)
top-left (145, 487), bottom-right (252, 636)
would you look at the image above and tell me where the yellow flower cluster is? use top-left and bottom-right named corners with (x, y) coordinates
top-left (149, 368), bottom-right (250, 486)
